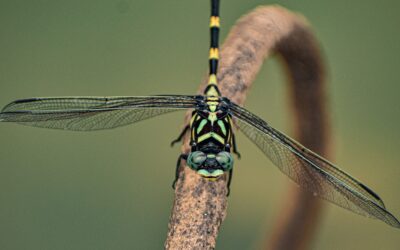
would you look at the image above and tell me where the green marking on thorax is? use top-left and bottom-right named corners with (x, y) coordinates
top-left (198, 133), bottom-right (211, 142)
top-left (208, 112), bottom-right (217, 125)
top-left (209, 104), bottom-right (217, 112)
top-left (197, 132), bottom-right (225, 144)
top-left (213, 133), bottom-right (225, 144)
top-left (196, 119), bottom-right (208, 134)
top-left (217, 120), bottom-right (226, 135)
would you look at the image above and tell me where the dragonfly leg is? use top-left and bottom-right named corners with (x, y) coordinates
top-left (172, 153), bottom-right (188, 189)
top-left (226, 168), bottom-right (233, 196)
top-left (170, 125), bottom-right (190, 147)
top-left (232, 133), bottom-right (241, 159)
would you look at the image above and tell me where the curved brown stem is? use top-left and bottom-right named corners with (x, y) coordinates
top-left (165, 6), bottom-right (329, 250)
top-left (266, 21), bottom-right (331, 250)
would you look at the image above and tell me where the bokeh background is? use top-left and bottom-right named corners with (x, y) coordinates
top-left (0, 0), bottom-right (399, 249)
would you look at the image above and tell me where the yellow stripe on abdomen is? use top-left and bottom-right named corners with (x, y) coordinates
top-left (209, 48), bottom-right (219, 60)
top-left (210, 16), bottom-right (220, 28)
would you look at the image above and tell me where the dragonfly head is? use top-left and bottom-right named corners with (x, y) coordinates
top-left (187, 150), bottom-right (233, 179)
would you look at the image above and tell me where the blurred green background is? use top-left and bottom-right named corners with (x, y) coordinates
top-left (0, 0), bottom-right (399, 249)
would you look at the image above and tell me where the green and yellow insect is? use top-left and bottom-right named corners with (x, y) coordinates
top-left (0, 0), bottom-right (399, 228)
top-left (168, 1), bottom-right (241, 192)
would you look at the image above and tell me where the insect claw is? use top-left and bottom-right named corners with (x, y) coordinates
top-left (170, 140), bottom-right (179, 147)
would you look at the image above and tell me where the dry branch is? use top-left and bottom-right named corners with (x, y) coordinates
top-left (165, 6), bottom-right (330, 250)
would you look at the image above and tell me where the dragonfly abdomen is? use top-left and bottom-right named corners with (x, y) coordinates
top-left (204, 0), bottom-right (221, 97)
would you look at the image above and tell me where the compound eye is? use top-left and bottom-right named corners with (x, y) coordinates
top-left (187, 151), bottom-right (207, 170)
top-left (216, 151), bottom-right (233, 170)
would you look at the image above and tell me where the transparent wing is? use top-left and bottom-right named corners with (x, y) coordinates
top-left (230, 103), bottom-right (400, 228)
top-left (0, 95), bottom-right (198, 131)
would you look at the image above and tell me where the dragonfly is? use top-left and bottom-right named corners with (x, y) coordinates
top-left (0, 0), bottom-right (399, 228)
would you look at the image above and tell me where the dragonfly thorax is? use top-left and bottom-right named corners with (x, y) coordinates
top-left (191, 100), bottom-right (232, 149)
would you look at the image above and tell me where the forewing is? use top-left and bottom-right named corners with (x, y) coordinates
top-left (0, 95), bottom-right (197, 131)
top-left (230, 103), bottom-right (400, 228)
